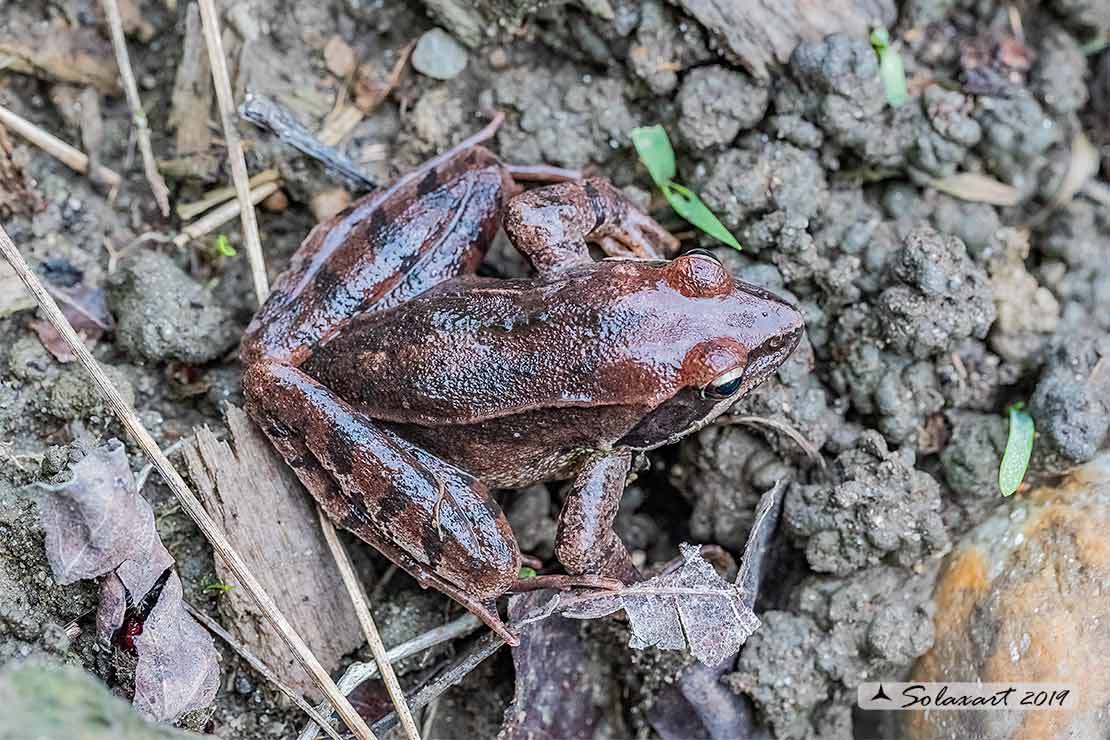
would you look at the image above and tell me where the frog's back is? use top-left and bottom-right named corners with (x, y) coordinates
top-left (301, 262), bottom-right (699, 430)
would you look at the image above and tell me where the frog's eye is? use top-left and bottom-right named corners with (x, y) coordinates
top-left (703, 367), bottom-right (745, 399)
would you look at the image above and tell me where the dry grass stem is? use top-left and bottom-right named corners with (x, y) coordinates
top-left (298, 614), bottom-right (483, 740)
top-left (0, 103), bottom-right (122, 186)
top-left (185, 603), bottom-right (346, 740)
top-left (371, 633), bottom-right (506, 737)
top-left (101, 0), bottom-right (171, 216)
top-left (197, 0), bottom-right (269, 305)
top-left (0, 224), bottom-right (374, 740)
top-left (317, 512), bottom-right (422, 740)
top-left (176, 168), bottom-right (281, 221)
top-left (720, 414), bottom-right (826, 468)
top-left (172, 181), bottom-right (280, 247)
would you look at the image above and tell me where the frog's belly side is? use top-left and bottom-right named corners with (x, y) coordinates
top-left (384, 402), bottom-right (648, 488)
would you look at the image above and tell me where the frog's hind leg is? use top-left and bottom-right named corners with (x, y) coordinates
top-left (244, 359), bottom-right (522, 645)
top-left (241, 143), bottom-right (515, 366)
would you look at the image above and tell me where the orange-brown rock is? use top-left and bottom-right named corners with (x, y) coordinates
top-left (907, 454), bottom-right (1110, 740)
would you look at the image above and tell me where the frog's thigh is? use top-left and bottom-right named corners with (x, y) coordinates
top-left (555, 450), bottom-right (640, 582)
top-left (503, 177), bottom-right (680, 274)
top-left (242, 153), bottom-right (510, 364)
top-left (243, 360), bottom-right (521, 637)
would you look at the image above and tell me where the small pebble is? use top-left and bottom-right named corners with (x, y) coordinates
top-left (261, 189), bottom-right (289, 212)
top-left (311, 188), bottom-right (351, 222)
top-left (323, 35), bottom-right (357, 78)
top-left (489, 48), bottom-right (509, 69)
top-left (412, 28), bottom-right (468, 81)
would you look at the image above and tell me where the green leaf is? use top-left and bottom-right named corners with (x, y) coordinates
top-left (630, 125), bottom-right (676, 186)
top-left (213, 234), bottom-right (237, 257)
top-left (870, 27), bottom-right (908, 108)
top-left (662, 182), bottom-right (742, 250)
top-left (869, 28), bottom-right (891, 51)
top-left (518, 566), bottom-right (537, 579)
top-left (203, 580), bottom-right (235, 593)
top-left (998, 403), bottom-right (1035, 497)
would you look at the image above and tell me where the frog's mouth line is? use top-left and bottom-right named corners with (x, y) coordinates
top-left (616, 387), bottom-right (741, 452)
top-left (616, 324), bottom-right (805, 451)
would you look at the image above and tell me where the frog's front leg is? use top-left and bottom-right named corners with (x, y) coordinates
top-left (555, 450), bottom-right (640, 583)
top-left (503, 177), bottom-right (680, 274)
top-left (243, 359), bottom-right (522, 644)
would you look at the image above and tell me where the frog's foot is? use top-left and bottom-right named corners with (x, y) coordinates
top-left (508, 574), bottom-right (625, 593)
top-left (244, 359), bottom-right (522, 646)
top-left (594, 206), bottom-right (681, 261)
top-left (504, 177), bottom-right (680, 274)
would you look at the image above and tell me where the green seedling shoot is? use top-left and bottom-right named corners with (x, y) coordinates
top-left (870, 28), bottom-right (908, 108)
top-left (203, 580), bottom-right (236, 594)
top-left (630, 125), bottom-right (742, 250)
top-left (213, 233), bottom-right (237, 257)
top-left (998, 402), bottom-right (1035, 497)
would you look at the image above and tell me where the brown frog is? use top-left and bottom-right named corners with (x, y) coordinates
top-left (241, 123), bottom-right (804, 644)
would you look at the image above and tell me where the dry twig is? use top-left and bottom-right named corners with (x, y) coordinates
top-left (0, 224), bottom-right (374, 740)
top-left (719, 414), bottom-right (826, 468)
top-left (0, 103), bottom-right (122, 187)
top-left (172, 181), bottom-right (280, 248)
top-left (185, 603), bottom-right (345, 740)
top-left (197, 0), bottom-right (269, 304)
top-left (298, 614), bottom-right (482, 740)
top-left (318, 513), bottom-right (422, 740)
top-left (176, 168), bottom-right (281, 221)
top-left (101, 0), bottom-right (171, 216)
top-left (205, 5), bottom-right (420, 730)
top-left (371, 633), bottom-right (506, 737)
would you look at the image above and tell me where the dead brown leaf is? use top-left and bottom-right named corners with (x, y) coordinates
top-left (34, 440), bottom-right (219, 722)
top-left (31, 285), bottom-right (114, 363)
top-left (133, 572), bottom-right (222, 722)
top-left (556, 544), bottom-right (760, 667)
top-left (36, 442), bottom-right (157, 583)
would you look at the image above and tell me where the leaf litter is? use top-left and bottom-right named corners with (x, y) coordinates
top-left (34, 439), bottom-right (219, 722)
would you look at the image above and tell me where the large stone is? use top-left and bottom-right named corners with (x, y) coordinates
top-left (0, 662), bottom-right (203, 739)
top-left (908, 453), bottom-right (1110, 739)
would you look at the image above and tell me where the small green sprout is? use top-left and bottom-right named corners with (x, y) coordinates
top-left (630, 125), bottom-right (742, 250)
top-left (203, 580), bottom-right (236, 594)
top-left (870, 28), bottom-right (908, 108)
top-left (998, 402), bottom-right (1035, 497)
top-left (518, 566), bottom-right (537, 579)
top-left (213, 233), bottom-right (237, 257)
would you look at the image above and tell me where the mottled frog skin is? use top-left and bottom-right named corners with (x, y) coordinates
top-left (241, 143), bottom-right (804, 643)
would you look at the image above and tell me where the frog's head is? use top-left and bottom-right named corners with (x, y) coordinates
top-left (615, 251), bottom-right (804, 450)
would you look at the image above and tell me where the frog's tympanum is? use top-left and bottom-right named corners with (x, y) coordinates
top-left (241, 136), bottom-right (804, 644)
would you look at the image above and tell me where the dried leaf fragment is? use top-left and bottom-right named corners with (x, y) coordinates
top-left (34, 440), bottom-right (219, 722)
top-left (36, 441), bottom-right (156, 584)
top-left (930, 172), bottom-right (1023, 206)
top-left (560, 544), bottom-right (761, 666)
top-left (133, 572), bottom-right (221, 722)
